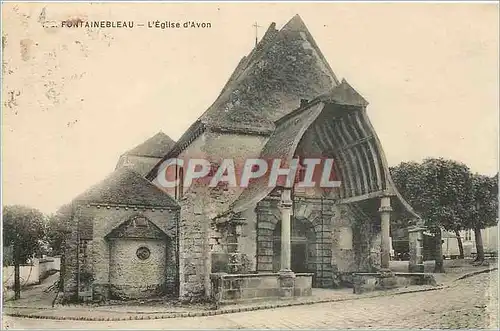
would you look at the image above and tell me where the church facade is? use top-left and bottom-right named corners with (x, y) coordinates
top-left (60, 15), bottom-right (425, 303)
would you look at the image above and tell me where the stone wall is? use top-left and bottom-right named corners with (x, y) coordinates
top-left (2, 260), bottom-right (40, 288)
top-left (332, 204), bottom-right (382, 285)
top-left (39, 256), bottom-right (61, 280)
top-left (62, 204), bottom-right (179, 302)
top-left (239, 207), bottom-right (258, 272)
top-left (252, 197), bottom-right (382, 289)
top-left (166, 130), bottom-right (268, 301)
top-left (210, 272), bottom-right (313, 305)
top-left (108, 238), bottom-right (169, 299)
top-left (353, 272), bottom-right (437, 294)
top-left (3, 257), bottom-right (60, 289)
top-left (255, 196), bottom-right (335, 288)
top-left (62, 211), bottom-right (81, 303)
top-left (178, 190), bottom-right (211, 301)
top-left (255, 198), bottom-right (281, 273)
top-left (331, 205), bottom-right (357, 273)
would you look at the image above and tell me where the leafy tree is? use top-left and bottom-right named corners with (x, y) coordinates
top-left (2, 205), bottom-right (46, 299)
top-left (467, 173), bottom-right (498, 262)
top-left (45, 204), bottom-right (73, 255)
top-left (390, 158), bottom-right (474, 273)
top-left (45, 204), bottom-right (75, 293)
top-left (390, 161), bottom-right (426, 221)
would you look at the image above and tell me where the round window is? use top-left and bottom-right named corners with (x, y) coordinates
top-left (136, 246), bottom-right (151, 260)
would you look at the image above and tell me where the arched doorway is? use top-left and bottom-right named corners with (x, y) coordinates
top-left (272, 217), bottom-right (317, 274)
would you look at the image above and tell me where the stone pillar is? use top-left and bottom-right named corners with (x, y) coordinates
top-left (255, 200), bottom-right (275, 273)
top-left (226, 225), bottom-right (240, 274)
top-left (227, 215), bottom-right (247, 274)
top-left (280, 188), bottom-right (293, 272)
top-left (408, 225), bottom-right (425, 273)
top-left (378, 196), bottom-right (392, 269)
top-left (279, 188), bottom-right (295, 297)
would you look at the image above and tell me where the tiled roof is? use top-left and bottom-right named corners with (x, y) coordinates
top-left (124, 132), bottom-right (176, 158)
top-left (73, 167), bottom-right (179, 208)
top-left (318, 79), bottom-right (369, 108)
top-left (199, 14), bottom-right (338, 133)
top-left (231, 103), bottom-right (325, 213)
top-left (116, 155), bottom-right (162, 177)
top-left (146, 14), bottom-right (339, 180)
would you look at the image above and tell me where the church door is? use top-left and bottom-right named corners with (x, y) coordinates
top-left (291, 240), bottom-right (308, 273)
top-left (272, 217), bottom-right (315, 274)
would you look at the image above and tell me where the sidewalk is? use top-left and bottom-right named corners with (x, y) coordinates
top-left (3, 263), bottom-right (497, 321)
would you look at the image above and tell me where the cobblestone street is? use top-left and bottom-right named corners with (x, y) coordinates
top-left (3, 270), bottom-right (497, 329)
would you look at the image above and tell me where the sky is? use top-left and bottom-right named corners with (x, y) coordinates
top-left (2, 2), bottom-right (499, 214)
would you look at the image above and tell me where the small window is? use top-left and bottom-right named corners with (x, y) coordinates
top-left (133, 216), bottom-right (149, 228)
top-left (136, 246), bottom-right (151, 260)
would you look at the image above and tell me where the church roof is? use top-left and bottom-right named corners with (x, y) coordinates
top-left (146, 14), bottom-right (341, 179)
top-left (147, 15), bottom-right (338, 166)
top-left (124, 132), bottom-right (175, 158)
top-left (318, 79), bottom-right (369, 108)
top-left (231, 102), bottom-right (326, 212)
top-left (144, 15), bottom-right (420, 223)
top-left (199, 14), bottom-right (339, 133)
top-left (73, 167), bottom-right (179, 209)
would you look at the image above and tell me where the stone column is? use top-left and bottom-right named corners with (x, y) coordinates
top-left (226, 225), bottom-right (240, 274)
top-left (280, 188), bottom-right (293, 272)
top-left (227, 215), bottom-right (247, 274)
top-left (378, 196), bottom-right (392, 269)
top-left (408, 225), bottom-right (425, 273)
top-left (255, 200), bottom-right (274, 273)
top-left (279, 188), bottom-right (295, 297)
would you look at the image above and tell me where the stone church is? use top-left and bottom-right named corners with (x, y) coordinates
top-left (60, 15), bottom-right (426, 303)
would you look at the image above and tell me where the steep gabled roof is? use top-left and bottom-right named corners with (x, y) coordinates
top-left (231, 102), bottom-right (326, 212)
top-left (146, 14), bottom-right (340, 179)
top-left (199, 14), bottom-right (339, 133)
top-left (318, 79), bottom-right (369, 107)
top-left (73, 167), bottom-right (179, 208)
top-left (141, 15), bottom-right (421, 224)
top-left (124, 132), bottom-right (175, 158)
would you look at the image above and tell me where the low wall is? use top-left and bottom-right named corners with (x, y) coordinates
top-left (2, 261), bottom-right (40, 288)
top-left (2, 256), bottom-right (61, 288)
top-left (39, 257), bottom-right (61, 280)
top-left (211, 272), bottom-right (313, 305)
top-left (353, 272), bottom-right (437, 294)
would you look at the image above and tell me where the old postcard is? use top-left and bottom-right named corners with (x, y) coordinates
top-left (2, 2), bottom-right (498, 330)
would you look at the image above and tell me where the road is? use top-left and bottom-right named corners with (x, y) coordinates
top-left (3, 270), bottom-right (497, 329)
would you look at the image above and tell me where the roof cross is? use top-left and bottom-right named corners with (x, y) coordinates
top-left (252, 22), bottom-right (262, 47)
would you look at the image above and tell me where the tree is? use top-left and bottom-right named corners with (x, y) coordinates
top-left (467, 173), bottom-right (498, 263)
top-left (390, 158), bottom-right (474, 273)
top-left (45, 204), bottom-right (74, 293)
top-left (3, 205), bottom-right (46, 299)
top-left (45, 204), bottom-right (73, 256)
